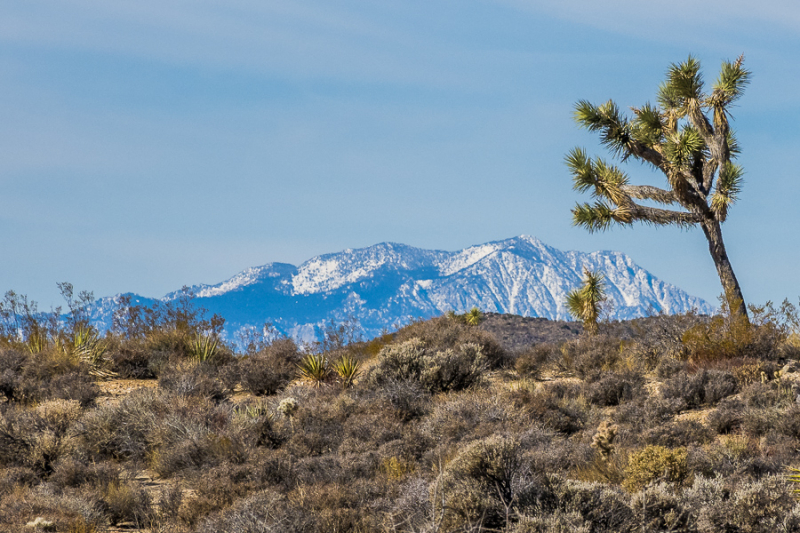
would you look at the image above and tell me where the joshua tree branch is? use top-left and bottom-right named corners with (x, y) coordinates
top-left (627, 202), bottom-right (703, 226)
top-left (621, 185), bottom-right (678, 205)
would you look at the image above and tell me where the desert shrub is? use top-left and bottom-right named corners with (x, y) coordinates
top-left (585, 370), bottom-right (644, 406)
top-left (280, 388), bottom-right (351, 457)
top-left (515, 344), bottom-right (555, 379)
top-left (682, 299), bottom-right (796, 364)
top-left (296, 480), bottom-right (386, 532)
top-left (238, 338), bottom-right (300, 395)
top-left (629, 482), bottom-right (691, 532)
top-left (663, 370), bottom-right (714, 407)
top-left (540, 477), bottom-right (634, 533)
top-left (109, 344), bottom-right (159, 379)
top-left (777, 405), bottom-right (800, 439)
top-left (703, 357), bottom-right (780, 387)
top-left (655, 356), bottom-right (685, 379)
top-left (707, 398), bottom-right (744, 434)
top-left (560, 334), bottom-right (623, 380)
top-left (509, 382), bottom-right (588, 435)
top-left (685, 474), bottom-right (800, 533)
top-left (149, 401), bottom-right (248, 477)
top-left (385, 477), bottom-right (435, 532)
top-left (644, 419), bottom-right (713, 447)
top-left (360, 378), bottom-right (431, 422)
top-left (741, 381), bottom-right (792, 409)
top-left (199, 479), bottom-right (384, 533)
top-left (436, 436), bottom-right (522, 531)
top-left (101, 480), bottom-right (154, 527)
top-left (0, 482), bottom-right (107, 532)
top-left (741, 408), bottom-right (781, 438)
top-left (660, 369), bottom-right (737, 409)
top-left (423, 391), bottom-right (512, 449)
top-left (231, 400), bottom-right (281, 449)
top-left (195, 489), bottom-right (292, 533)
top-left (367, 338), bottom-right (487, 393)
top-left (614, 394), bottom-right (684, 431)
top-left (0, 348), bottom-right (98, 406)
top-left (703, 370), bottom-right (739, 404)
top-left (623, 445), bottom-right (690, 492)
top-left (0, 349), bottom-right (27, 401)
top-left (77, 388), bottom-right (167, 461)
top-left (520, 429), bottom-right (592, 476)
top-left (40, 371), bottom-right (99, 407)
top-left (158, 363), bottom-right (227, 401)
top-left (338, 411), bottom-right (403, 455)
top-left (0, 466), bottom-right (40, 495)
top-left (0, 400), bottom-right (81, 474)
top-left (394, 315), bottom-right (509, 368)
top-left (49, 457), bottom-right (119, 490)
top-left (510, 512), bottom-right (591, 533)
top-left (178, 463), bottom-right (264, 526)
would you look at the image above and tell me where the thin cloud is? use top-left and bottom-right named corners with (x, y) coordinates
top-left (498, 0), bottom-right (800, 43)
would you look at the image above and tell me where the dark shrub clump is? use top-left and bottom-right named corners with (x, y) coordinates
top-left (238, 338), bottom-right (301, 396)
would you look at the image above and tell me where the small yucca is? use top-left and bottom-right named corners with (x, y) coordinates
top-left (26, 331), bottom-right (48, 354)
top-left (297, 353), bottom-right (329, 385)
top-left (788, 467), bottom-right (800, 494)
top-left (73, 325), bottom-right (116, 379)
top-left (190, 333), bottom-right (218, 363)
top-left (464, 307), bottom-right (483, 326)
top-left (333, 355), bottom-right (362, 388)
top-left (566, 269), bottom-right (607, 335)
top-left (234, 401), bottom-right (272, 420)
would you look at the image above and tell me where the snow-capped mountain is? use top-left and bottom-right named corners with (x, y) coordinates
top-left (89, 236), bottom-right (714, 343)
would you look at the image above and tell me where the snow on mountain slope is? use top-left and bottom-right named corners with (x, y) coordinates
top-left (88, 236), bottom-right (714, 342)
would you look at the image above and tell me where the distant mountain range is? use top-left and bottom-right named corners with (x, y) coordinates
top-left (88, 236), bottom-right (714, 343)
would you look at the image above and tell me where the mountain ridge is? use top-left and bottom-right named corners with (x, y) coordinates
top-left (89, 235), bottom-right (714, 343)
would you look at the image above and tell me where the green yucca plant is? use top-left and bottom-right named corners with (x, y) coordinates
top-left (190, 333), bottom-right (218, 363)
top-left (26, 331), bottom-right (49, 354)
top-left (464, 307), bottom-right (483, 326)
top-left (445, 307), bottom-right (484, 326)
top-left (788, 467), bottom-right (800, 494)
top-left (333, 355), bottom-right (362, 388)
top-left (72, 325), bottom-right (116, 379)
top-left (297, 353), bottom-right (329, 386)
top-left (566, 269), bottom-right (607, 335)
top-left (73, 326), bottom-right (105, 364)
top-left (234, 401), bottom-right (272, 420)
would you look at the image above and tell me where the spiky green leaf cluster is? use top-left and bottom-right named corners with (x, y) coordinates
top-left (572, 202), bottom-right (629, 233)
top-left (574, 100), bottom-right (630, 157)
top-left (711, 162), bottom-right (744, 220)
top-left (566, 269), bottom-right (607, 335)
top-left (630, 103), bottom-right (664, 147)
top-left (565, 148), bottom-right (628, 203)
top-left (663, 127), bottom-right (705, 169)
top-left (333, 355), bottom-right (362, 388)
top-left (666, 56), bottom-right (704, 102)
top-left (567, 54), bottom-right (750, 231)
top-left (190, 333), bottom-right (218, 363)
top-left (297, 353), bottom-right (329, 385)
top-left (711, 56), bottom-right (751, 108)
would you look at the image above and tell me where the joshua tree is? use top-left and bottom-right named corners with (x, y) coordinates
top-left (566, 269), bottom-right (607, 335)
top-left (566, 55), bottom-right (750, 319)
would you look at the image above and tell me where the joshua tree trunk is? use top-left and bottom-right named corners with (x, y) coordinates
top-left (700, 218), bottom-right (747, 319)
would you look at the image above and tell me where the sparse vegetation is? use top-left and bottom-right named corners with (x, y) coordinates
top-left (2, 284), bottom-right (800, 532)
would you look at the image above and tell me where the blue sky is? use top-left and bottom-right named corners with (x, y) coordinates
top-left (2, 1), bottom-right (799, 310)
